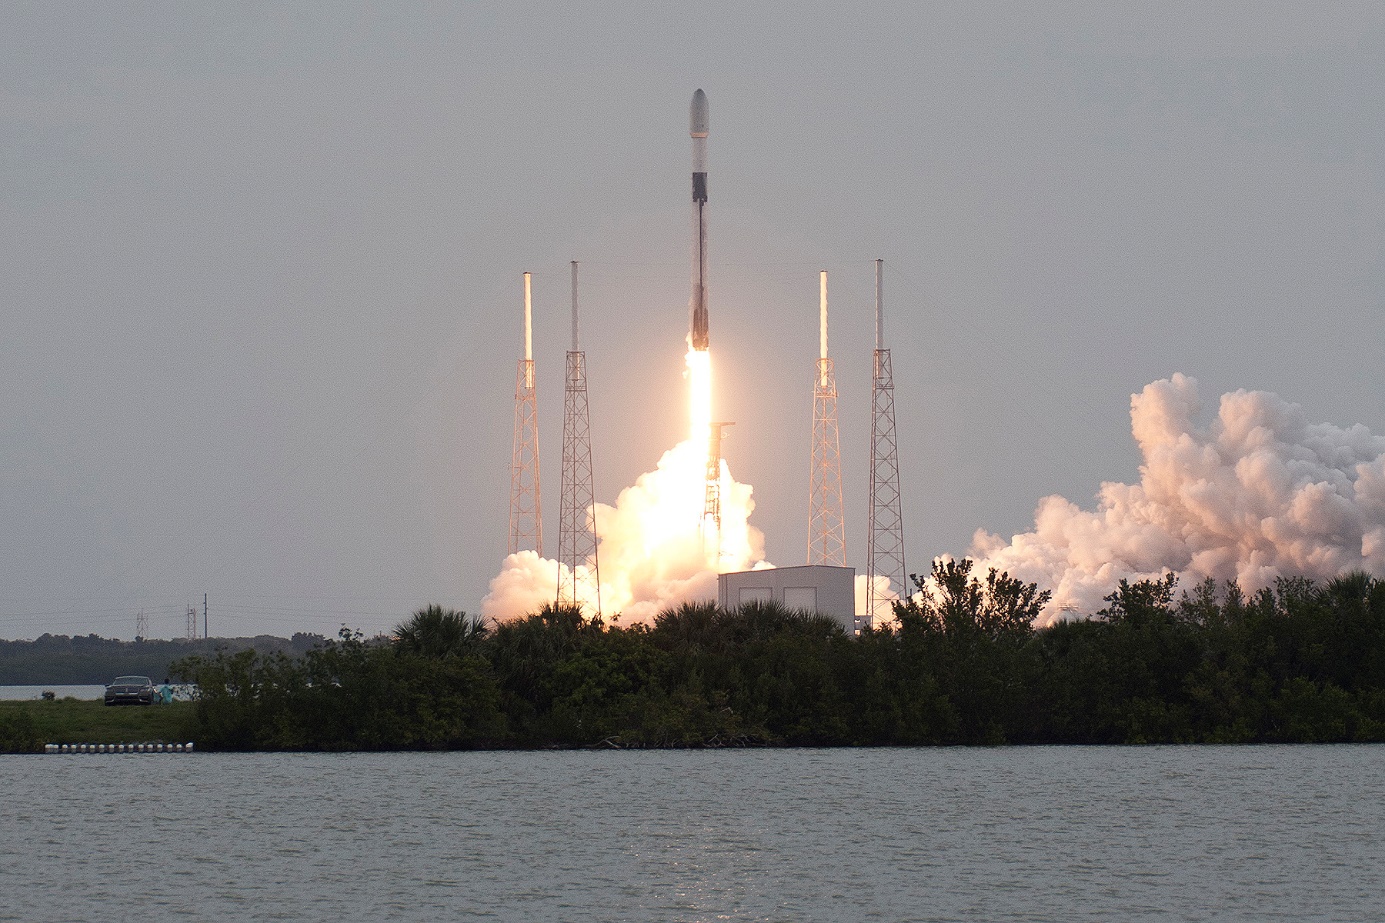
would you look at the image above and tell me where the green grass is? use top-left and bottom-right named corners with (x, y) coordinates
top-left (0, 699), bottom-right (198, 753)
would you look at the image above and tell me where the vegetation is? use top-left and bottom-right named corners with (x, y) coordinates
top-left (10, 564), bottom-right (1385, 753)
top-left (0, 699), bottom-right (198, 752)
top-left (152, 570), bottom-right (1385, 752)
top-left (0, 633), bottom-right (329, 685)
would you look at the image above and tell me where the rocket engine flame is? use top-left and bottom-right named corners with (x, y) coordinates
top-left (483, 345), bottom-right (766, 624)
top-left (686, 347), bottom-right (711, 444)
top-left (968, 374), bottom-right (1385, 626)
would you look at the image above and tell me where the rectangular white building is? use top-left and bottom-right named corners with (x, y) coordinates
top-left (717, 565), bottom-right (856, 633)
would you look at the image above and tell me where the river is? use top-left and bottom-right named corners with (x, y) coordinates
top-left (2, 746), bottom-right (1381, 922)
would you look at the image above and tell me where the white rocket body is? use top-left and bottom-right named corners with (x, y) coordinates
top-left (690, 89), bottom-right (710, 351)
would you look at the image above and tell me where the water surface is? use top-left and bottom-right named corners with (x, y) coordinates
top-left (3, 746), bottom-right (1381, 922)
top-left (0, 684), bottom-right (104, 701)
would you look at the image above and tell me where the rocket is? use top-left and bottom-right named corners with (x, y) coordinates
top-left (689, 89), bottom-right (710, 351)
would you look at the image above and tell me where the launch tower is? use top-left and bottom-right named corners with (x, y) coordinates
top-left (867, 259), bottom-right (906, 620)
top-left (808, 271), bottom-right (846, 566)
top-left (703, 421), bottom-right (734, 559)
top-left (509, 272), bottom-right (543, 556)
top-left (557, 261), bottom-right (601, 616)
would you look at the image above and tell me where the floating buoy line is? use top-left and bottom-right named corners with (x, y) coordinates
top-left (45, 742), bottom-right (194, 754)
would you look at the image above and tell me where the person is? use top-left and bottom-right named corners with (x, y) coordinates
top-left (158, 678), bottom-right (174, 705)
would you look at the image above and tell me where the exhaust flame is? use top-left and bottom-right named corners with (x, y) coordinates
top-left (483, 345), bottom-right (767, 625)
top-left (686, 347), bottom-right (711, 445)
top-left (969, 374), bottom-right (1385, 625)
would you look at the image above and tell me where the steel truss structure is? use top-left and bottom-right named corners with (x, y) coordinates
top-left (808, 271), bottom-right (846, 566)
top-left (867, 260), bottom-right (906, 621)
top-left (509, 273), bottom-right (543, 556)
top-left (557, 263), bottom-right (600, 616)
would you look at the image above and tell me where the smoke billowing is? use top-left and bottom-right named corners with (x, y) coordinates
top-left (971, 374), bottom-right (1385, 624)
top-left (482, 438), bottom-right (767, 624)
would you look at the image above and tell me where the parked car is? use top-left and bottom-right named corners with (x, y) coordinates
top-left (104, 675), bottom-right (158, 706)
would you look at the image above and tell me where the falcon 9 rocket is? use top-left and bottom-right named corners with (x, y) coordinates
top-left (689, 89), bottom-right (710, 351)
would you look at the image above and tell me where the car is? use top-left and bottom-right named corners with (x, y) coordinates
top-left (104, 675), bottom-right (158, 706)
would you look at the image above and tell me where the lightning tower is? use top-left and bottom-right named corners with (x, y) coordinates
top-left (808, 271), bottom-right (846, 566)
top-left (509, 272), bottom-right (543, 556)
top-left (703, 422), bottom-right (734, 558)
top-left (557, 261), bottom-right (601, 616)
top-left (867, 259), bottom-right (906, 621)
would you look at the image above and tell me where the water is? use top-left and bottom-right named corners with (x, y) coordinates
top-left (2, 747), bottom-right (1382, 922)
top-left (0, 685), bottom-right (105, 701)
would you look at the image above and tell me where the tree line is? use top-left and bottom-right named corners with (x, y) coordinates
top-left (168, 561), bottom-right (1385, 751)
top-left (0, 633), bottom-right (328, 685)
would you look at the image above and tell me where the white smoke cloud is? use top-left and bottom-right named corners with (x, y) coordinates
top-left (482, 438), bottom-right (767, 624)
top-left (972, 374), bottom-right (1385, 625)
top-left (854, 574), bottom-right (899, 628)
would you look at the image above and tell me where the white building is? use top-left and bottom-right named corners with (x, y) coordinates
top-left (717, 564), bottom-right (856, 633)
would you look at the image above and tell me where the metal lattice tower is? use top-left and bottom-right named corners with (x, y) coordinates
top-left (135, 609), bottom-right (148, 642)
top-left (808, 270), bottom-right (846, 566)
top-left (702, 422), bottom-right (734, 560)
top-left (557, 262), bottom-right (601, 616)
top-left (185, 605), bottom-right (198, 641)
top-left (867, 259), bottom-right (906, 621)
top-left (509, 271), bottom-right (543, 556)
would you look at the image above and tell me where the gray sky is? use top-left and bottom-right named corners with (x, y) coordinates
top-left (3, 2), bottom-right (1382, 639)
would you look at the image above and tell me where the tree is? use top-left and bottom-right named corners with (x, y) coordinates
top-left (393, 605), bottom-right (488, 658)
top-left (902, 558), bottom-right (1050, 640)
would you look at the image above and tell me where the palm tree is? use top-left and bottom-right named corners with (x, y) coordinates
top-left (393, 605), bottom-right (488, 658)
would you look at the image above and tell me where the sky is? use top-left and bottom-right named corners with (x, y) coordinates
top-left (2, 2), bottom-right (1382, 640)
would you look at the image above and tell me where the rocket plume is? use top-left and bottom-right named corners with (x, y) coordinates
top-left (485, 338), bottom-right (765, 623)
top-left (485, 90), bottom-right (773, 625)
top-left (968, 374), bottom-right (1385, 625)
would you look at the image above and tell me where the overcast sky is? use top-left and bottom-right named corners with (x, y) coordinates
top-left (3, 2), bottom-right (1382, 640)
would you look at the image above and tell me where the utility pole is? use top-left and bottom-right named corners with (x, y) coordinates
top-left (203, 593), bottom-right (208, 640)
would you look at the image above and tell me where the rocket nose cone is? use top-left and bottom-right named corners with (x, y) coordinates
top-left (690, 89), bottom-right (709, 137)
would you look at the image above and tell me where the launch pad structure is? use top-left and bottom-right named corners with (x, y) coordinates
top-left (808, 270), bottom-right (846, 567)
top-left (867, 259), bottom-right (907, 619)
top-left (495, 92), bottom-right (914, 630)
top-left (509, 272), bottom-right (543, 557)
top-left (557, 261), bottom-right (602, 616)
top-left (703, 421), bottom-right (735, 559)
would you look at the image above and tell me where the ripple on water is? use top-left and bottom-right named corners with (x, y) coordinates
top-left (1, 746), bottom-right (1383, 922)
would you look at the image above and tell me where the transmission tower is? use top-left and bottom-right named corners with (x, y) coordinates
top-left (135, 609), bottom-right (149, 641)
top-left (185, 605), bottom-right (198, 641)
top-left (808, 270), bottom-right (846, 566)
top-left (702, 421), bottom-right (734, 561)
top-left (867, 259), bottom-right (907, 621)
top-left (509, 271), bottom-right (543, 556)
top-left (557, 261), bottom-right (601, 617)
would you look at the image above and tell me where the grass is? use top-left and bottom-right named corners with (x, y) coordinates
top-left (0, 698), bottom-right (198, 753)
